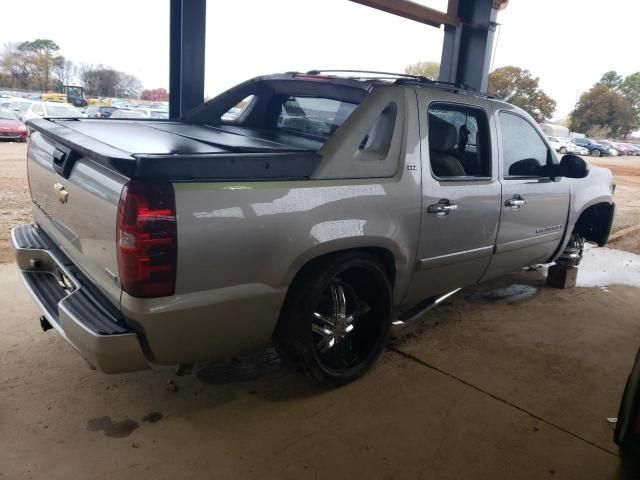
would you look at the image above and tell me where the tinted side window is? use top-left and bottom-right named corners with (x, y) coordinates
top-left (500, 112), bottom-right (549, 178)
top-left (428, 104), bottom-right (491, 178)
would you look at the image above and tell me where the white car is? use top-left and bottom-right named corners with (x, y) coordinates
top-left (110, 108), bottom-right (168, 119)
top-left (569, 143), bottom-right (590, 156)
top-left (547, 135), bottom-right (571, 154)
top-left (9, 99), bottom-right (34, 121)
top-left (23, 102), bottom-right (83, 122)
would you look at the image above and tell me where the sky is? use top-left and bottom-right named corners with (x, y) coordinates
top-left (1, 0), bottom-right (638, 119)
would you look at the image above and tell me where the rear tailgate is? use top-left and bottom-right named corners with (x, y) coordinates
top-left (25, 118), bottom-right (233, 304)
top-left (27, 130), bottom-right (129, 304)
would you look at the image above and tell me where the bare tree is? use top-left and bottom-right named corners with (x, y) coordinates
top-left (0, 42), bottom-right (32, 90)
top-left (116, 73), bottom-right (143, 98)
top-left (52, 56), bottom-right (76, 89)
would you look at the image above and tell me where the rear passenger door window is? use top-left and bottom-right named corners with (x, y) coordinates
top-left (428, 104), bottom-right (491, 179)
top-left (499, 112), bottom-right (551, 178)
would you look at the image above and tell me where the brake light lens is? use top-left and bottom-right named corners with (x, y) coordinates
top-left (116, 180), bottom-right (177, 298)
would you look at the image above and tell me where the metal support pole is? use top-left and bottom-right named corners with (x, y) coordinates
top-left (439, 0), bottom-right (497, 92)
top-left (169, 0), bottom-right (207, 119)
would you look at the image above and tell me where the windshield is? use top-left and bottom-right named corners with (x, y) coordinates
top-left (66, 86), bottom-right (83, 97)
top-left (11, 101), bottom-right (32, 112)
top-left (45, 105), bottom-right (81, 117)
top-left (0, 110), bottom-right (18, 120)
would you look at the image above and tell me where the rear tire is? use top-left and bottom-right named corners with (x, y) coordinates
top-left (274, 252), bottom-right (392, 388)
top-left (591, 149), bottom-right (601, 157)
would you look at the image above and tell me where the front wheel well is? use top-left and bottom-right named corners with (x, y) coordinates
top-left (573, 202), bottom-right (615, 246)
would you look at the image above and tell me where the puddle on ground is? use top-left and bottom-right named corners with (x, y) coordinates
top-left (466, 284), bottom-right (538, 304)
top-left (86, 416), bottom-right (139, 438)
top-left (547, 244), bottom-right (640, 288)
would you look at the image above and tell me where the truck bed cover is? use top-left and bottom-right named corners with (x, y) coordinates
top-left (27, 118), bottom-right (321, 181)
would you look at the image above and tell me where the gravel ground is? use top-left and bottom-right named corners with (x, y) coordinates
top-left (0, 142), bottom-right (31, 263)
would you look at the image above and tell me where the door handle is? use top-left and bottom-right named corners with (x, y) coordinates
top-left (427, 199), bottom-right (458, 217)
top-left (505, 195), bottom-right (527, 209)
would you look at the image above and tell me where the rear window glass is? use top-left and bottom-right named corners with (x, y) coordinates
top-left (276, 96), bottom-right (357, 137)
top-left (222, 95), bottom-right (255, 122)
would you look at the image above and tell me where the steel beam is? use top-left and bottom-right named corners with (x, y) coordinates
top-left (439, 0), bottom-right (497, 92)
top-left (169, 0), bottom-right (207, 119)
top-left (349, 0), bottom-right (458, 28)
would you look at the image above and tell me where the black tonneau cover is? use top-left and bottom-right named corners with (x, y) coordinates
top-left (27, 118), bottom-right (321, 181)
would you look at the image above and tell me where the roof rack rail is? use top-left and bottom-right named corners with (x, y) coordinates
top-left (303, 69), bottom-right (493, 98)
top-left (305, 69), bottom-right (427, 80)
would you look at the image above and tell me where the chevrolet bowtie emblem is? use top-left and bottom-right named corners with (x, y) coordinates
top-left (53, 182), bottom-right (68, 203)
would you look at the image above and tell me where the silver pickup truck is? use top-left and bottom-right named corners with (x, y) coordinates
top-left (13, 71), bottom-right (615, 386)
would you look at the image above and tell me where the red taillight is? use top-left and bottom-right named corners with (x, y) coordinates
top-left (116, 180), bottom-right (177, 298)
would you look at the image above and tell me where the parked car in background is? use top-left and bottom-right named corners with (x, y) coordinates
top-left (0, 97), bottom-right (12, 109)
top-left (85, 105), bottom-right (119, 119)
top-left (572, 137), bottom-right (611, 157)
top-left (9, 99), bottom-right (34, 121)
top-left (610, 142), bottom-right (635, 156)
top-left (626, 144), bottom-right (640, 155)
top-left (109, 108), bottom-right (148, 119)
top-left (597, 140), bottom-right (637, 156)
top-left (595, 140), bottom-right (619, 156)
top-left (140, 108), bottom-right (169, 119)
top-left (23, 102), bottom-right (83, 122)
top-left (0, 109), bottom-right (28, 142)
top-left (547, 136), bottom-right (571, 154)
top-left (564, 140), bottom-right (589, 156)
top-left (109, 108), bottom-right (168, 119)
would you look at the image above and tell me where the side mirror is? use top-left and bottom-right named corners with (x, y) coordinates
top-left (556, 154), bottom-right (589, 179)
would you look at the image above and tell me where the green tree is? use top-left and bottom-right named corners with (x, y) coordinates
top-left (487, 66), bottom-right (556, 119)
top-left (18, 39), bottom-right (60, 91)
top-left (597, 71), bottom-right (623, 90)
top-left (621, 72), bottom-right (640, 114)
top-left (570, 84), bottom-right (637, 138)
top-left (404, 61), bottom-right (440, 81)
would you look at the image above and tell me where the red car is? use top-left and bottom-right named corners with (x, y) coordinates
top-left (0, 109), bottom-right (28, 142)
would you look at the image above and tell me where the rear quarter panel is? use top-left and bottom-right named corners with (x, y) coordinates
top-left (123, 86), bottom-right (424, 365)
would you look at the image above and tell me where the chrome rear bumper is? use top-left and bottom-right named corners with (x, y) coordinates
top-left (11, 224), bottom-right (149, 373)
